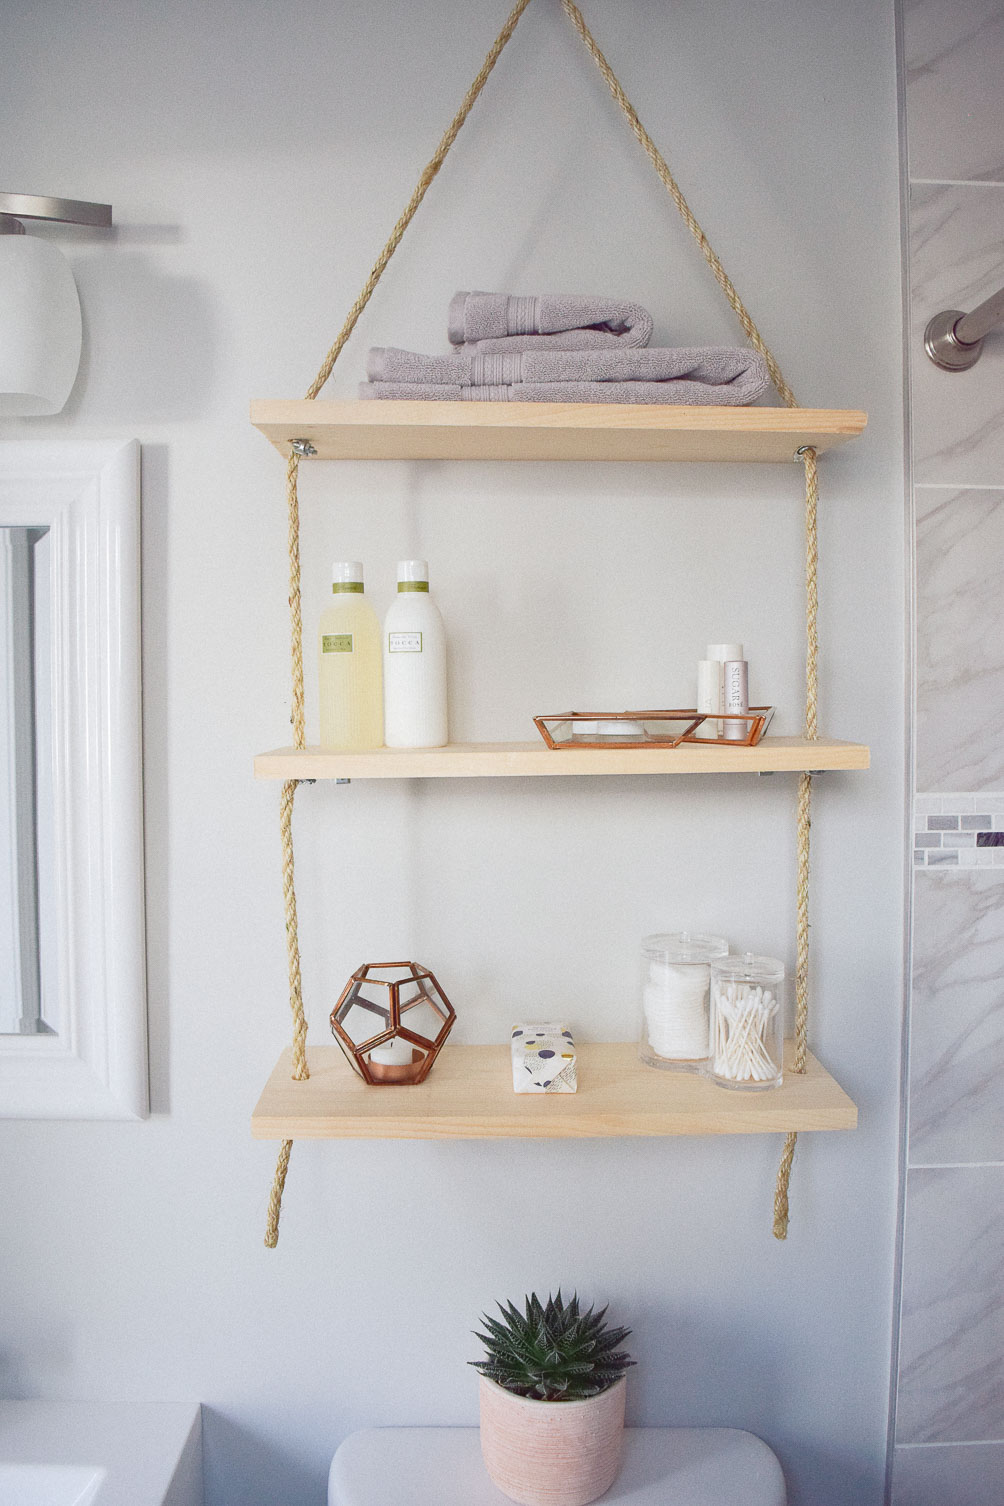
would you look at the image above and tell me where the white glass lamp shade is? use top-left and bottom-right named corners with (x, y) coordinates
top-left (0, 234), bottom-right (82, 416)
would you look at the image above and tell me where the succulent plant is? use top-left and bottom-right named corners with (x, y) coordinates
top-left (470, 1290), bottom-right (634, 1401)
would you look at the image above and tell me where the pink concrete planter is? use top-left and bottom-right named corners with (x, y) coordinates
top-left (478, 1374), bottom-right (627, 1506)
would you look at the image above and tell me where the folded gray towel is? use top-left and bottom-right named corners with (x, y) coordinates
top-left (447, 291), bottom-right (652, 349)
top-left (367, 346), bottom-right (768, 398)
top-left (359, 375), bottom-right (767, 405)
top-left (458, 330), bottom-right (636, 352)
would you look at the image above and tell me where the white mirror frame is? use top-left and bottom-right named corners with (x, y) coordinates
top-left (0, 439), bottom-right (147, 1118)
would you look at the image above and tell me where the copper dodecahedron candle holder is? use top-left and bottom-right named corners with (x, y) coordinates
top-left (330, 961), bottom-right (456, 1085)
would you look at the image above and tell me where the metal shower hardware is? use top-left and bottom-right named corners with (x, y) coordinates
top-left (0, 192), bottom-right (112, 235)
top-left (924, 283), bottom-right (1004, 371)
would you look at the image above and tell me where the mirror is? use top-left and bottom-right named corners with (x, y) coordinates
top-left (0, 441), bottom-right (146, 1117)
top-left (1, 525), bottom-right (56, 1035)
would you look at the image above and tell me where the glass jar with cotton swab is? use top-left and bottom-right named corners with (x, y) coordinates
top-left (708, 953), bottom-right (784, 1090)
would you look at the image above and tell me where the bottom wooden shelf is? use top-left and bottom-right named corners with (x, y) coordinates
top-left (251, 1042), bottom-right (857, 1140)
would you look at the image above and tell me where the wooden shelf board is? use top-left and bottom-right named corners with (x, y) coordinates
top-left (253, 736), bottom-right (870, 781)
top-left (251, 1042), bottom-right (857, 1140)
top-left (250, 399), bottom-right (867, 463)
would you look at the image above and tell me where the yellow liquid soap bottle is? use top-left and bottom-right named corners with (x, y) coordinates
top-left (318, 561), bottom-right (383, 749)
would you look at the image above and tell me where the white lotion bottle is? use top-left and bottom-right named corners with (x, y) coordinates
top-left (318, 561), bottom-right (384, 749)
top-left (702, 641), bottom-right (743, 738)
top-left (382, 560), bottom-right (448, 748)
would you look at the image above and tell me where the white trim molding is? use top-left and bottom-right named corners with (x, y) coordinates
top-left (0, 440), bottom-right (147, 1118)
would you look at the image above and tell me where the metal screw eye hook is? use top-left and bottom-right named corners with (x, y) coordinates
top-left (290, 438), bottom-right (317, 457)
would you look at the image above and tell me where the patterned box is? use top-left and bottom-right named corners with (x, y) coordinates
top-left (510, 1023), bottom-right (577, 1093)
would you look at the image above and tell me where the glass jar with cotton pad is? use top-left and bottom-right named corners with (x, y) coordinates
top-left (638, 932), bottom-right (728, 1072)
top-left (709, 952), bottom-right (784, 1090)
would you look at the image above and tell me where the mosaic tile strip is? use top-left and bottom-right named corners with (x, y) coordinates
top-left (914, 794), bottom-right (1004, 870)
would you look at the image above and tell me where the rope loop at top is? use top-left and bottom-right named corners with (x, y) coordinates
top-left (559, 0), bottom-right (798, 409)
top-left (305, 0), bottom-right (535, 400)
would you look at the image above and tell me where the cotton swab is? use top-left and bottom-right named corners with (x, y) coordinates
top-left (711, 980), bottom-right (781, 1083)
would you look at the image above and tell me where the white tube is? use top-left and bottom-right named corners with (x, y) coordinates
top-left (697, 660), bottom-right (723, 714)
top-left (722, 659), bottom-right (749, 741)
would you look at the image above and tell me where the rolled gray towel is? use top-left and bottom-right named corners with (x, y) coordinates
top-left (359, 375), bottom-right (767, 406)
top-left (367, 345), bottom-right (768, 398)
top-left (447, 291), bottom-right (652, 349)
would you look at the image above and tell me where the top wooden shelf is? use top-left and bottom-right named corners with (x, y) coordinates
top-left (250, 400), bottom-right (867, 464)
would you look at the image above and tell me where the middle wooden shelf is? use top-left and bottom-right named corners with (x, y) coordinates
top-left (254, 735), bottom-right (870, 781)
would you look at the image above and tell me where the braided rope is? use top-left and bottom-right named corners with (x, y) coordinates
top-left (265, 1139), bottom-right (292, 1248)
top-left (264, 0), bottom-right (535, 1247)
top-left (801, 447), bottom-right (819, 740)
top-left (280, 779), bottom-right (309, 1080)
top-left (286, 450), bottom-right (306, 750)
top-left (564, 0), bottom-right (820, 1235)
top-left (265, 452), bottom-right (311, 1245)
top-left (305, 0), bottom-right (535, 402)
top-left (280, 445), bottom-right (307, 1077)
top-left (560, 0), bottom-right (798, 409)
top-left (266, 774), bottom-right (308, 1245)
top-left (772, 446), bottom-right (819, 1239)
top-left (773, 1131), bottom-right (797, 1239)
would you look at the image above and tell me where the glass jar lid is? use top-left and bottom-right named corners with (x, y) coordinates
top-left (642, 932), bottom-right (729, 964)
top-left (711, 951), bottom-right (785, 984)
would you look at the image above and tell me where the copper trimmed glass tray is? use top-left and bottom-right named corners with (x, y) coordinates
top-left (533, 707), bottom-right (775, 750)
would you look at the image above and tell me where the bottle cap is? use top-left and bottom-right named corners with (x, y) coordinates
top-left (707, 642), bottom-right (743, 662)
top-left (397, 560), bottom-right (429, 583)
top-left (332, 561), bottom-right (364, 584)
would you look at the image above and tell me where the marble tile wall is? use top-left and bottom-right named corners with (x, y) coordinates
top-left (910, 191), bottom-right (1004, 486)
top-left (915, 489), bottom-right (1004, 788)
top-left (893, 1), bottom-right (1004, 1501)
top-left (903, 0), bottom-right (1004, 182)
top-left (907, 874), bottom-right (1004, 1168)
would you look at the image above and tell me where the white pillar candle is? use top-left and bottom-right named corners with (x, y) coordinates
top-left (369, 1036), bottom-right (414, 1066)
top-left (570, 720), bottom-right (646, 739)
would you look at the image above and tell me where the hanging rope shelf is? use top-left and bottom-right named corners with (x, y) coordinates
top-left (255, 0), bottom-right (866, 1248)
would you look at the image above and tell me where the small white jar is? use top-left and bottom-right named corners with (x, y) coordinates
top-left (709, 952), bottom-right (784, 1090)
top-left (638, 932), bottom-right (728, 1073)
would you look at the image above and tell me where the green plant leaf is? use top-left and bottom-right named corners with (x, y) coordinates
top-left (469, 1290), bottom-right (633, 1401)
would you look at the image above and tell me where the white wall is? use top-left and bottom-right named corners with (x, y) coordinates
top-left (0, 2), bottom-right (905, 1503)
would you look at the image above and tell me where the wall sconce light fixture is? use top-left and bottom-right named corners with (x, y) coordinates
top-left (0, 192), bottom-right (113, 417)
